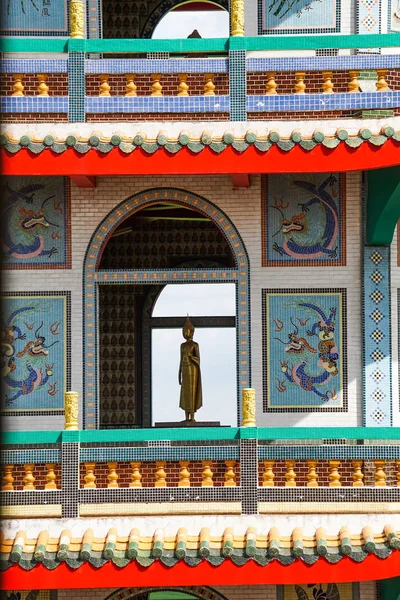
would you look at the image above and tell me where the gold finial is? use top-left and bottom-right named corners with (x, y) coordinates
top-left (182, 315), bottom-right (195, 338)
top-left (231, 0), bottom-right (244, 36)
top-left (70, 0), bottom-right (85, 38)
top-left (64, 391), bottom-right (79, 430)
top-left (241, 388), bottom-right (256, 427)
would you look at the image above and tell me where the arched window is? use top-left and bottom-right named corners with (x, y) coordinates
top-left (151, 283), bottom-right (236, 425)
top-left (152, 3), bottom-right (229, 39)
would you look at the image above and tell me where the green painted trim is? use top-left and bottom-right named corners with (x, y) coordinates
top-left (2, 427), bottom-right (400, 445)
top-left (1, 431), bottom-right (62, 445)
top-left (1, 33), bottom-right (399, 54)
top-left (0, 37), bottom-right (69, 53)
top-left (233, 33), bottom-right (400, 51)
top-left (367, 166), bottom-right (400, 244)
top-left (380, 576), bottom-right (400, 600)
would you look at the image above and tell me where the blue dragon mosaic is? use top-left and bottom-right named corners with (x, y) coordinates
top-left (262, 0), bottom-right (339, 33)
top-left (265, 292), bottom-right (344, 409)
top-left (1, 177), bottom-right (68, 268)
top-left (265, 173), bottom-right (344, 265)
top-left (1, 295), bottom-right (66, 411)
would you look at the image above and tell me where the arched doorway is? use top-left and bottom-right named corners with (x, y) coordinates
top-left (103, 587), bottom-right (230, 600)
top-left (83, 188), bottom-right (250, 430)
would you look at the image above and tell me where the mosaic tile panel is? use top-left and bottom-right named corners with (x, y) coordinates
top-left (0, 0), bottom-right (68, 35)
top-left (280, 583), bottom-right (357, 600)
top-left (230, 50), bottom-right (246, 121)
top-left (1, 177), bottom-right (70, 269)
top-left (259, 0), bottom-right (340, 35)
top-left (262, 289), bottom-right (347, 412)
top-left (357, 0), bottom-right (381, 37)
top-left (263, 173), bottom-right (346, 267)
top-left (83, 188), bottom-right (250, 430)
top-left (1, 292), bottom-right (70, 413)
top-left (391, 0), bottom-right (400, 30)
top-left (363, 246), bottom-right (392, 426)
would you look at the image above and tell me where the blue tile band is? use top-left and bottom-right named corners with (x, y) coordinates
top-left (85, 58), bottom-right (229, 74)
top-left (85, 95), bottom-right (229, 113)
top-left (247, 91), bottom-right (400, 112)
top-left (247, 54), bottom-right (400, 72)
top-left (363, 245), bottom-right (392, 426)
top-left (1, 59), bottom-right (68, 73)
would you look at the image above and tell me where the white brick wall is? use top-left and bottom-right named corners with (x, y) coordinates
top-left (3, 172), bottom-right (367, 430)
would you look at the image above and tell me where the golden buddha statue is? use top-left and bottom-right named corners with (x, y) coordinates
top-left (179, 316), bottom-right (202, 421)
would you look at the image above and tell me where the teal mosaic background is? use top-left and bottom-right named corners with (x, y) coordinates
top-left (263, 290), bottom-right (346, 411)
top-left (0, 0), bottom-right (68, 34)
top-left (264, 173), bottom-right (345, 266)
top-left (1, 293), bottom-right (69, 412)
top-left (1, 177), bottom-right (70, 269)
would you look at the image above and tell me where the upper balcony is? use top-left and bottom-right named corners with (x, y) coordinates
top-left (1, 33), bottom-right (400, 125)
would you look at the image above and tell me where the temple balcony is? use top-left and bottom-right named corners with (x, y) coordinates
top-left (2, 424), bottom-right (400, 520)
top-left (1, 34), bottom-right (400, 125)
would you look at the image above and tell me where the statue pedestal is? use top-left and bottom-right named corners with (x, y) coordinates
top-left (155, 420), bottom-right (222, 428)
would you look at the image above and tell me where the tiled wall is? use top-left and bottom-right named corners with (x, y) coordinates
top-left (4, 172), bottom-right (383, 431)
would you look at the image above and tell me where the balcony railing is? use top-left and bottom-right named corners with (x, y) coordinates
top-left (2, 426), bottom-right (399, 519)
top-left (1, 33), bottom-right (399, 122)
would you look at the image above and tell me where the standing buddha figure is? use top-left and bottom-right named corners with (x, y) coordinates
top-left (178, 316), bottom-right (202, 421)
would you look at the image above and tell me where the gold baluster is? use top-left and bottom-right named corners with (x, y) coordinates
top-left (376, 69), bottom-right (388, 92)
top-left (2, 465), bottom-right (14, 491)
top-left (265, 72), bottom-right (277, 95)
top-left (262, 460), bottom-right (275, 487)
top-left (294, 72), bottom-right (306, 94)
top-left (107, 462), bottom-right (119, 488)
top-left (322, 71), bottom-right (334, 94)
top-left (352, 460), bottom-right (364, 487)
top-left (125, 74), bottom-right (137, 96)
top-left (178, 461), bottom-right (190, 487)
top-left (45, 464), bottom-right (57, 490)
top-left (37, 73), bottom-right (49, 96)
top-left (374, 460), bottom-right (386, 487)
top-left (224, 460), bottom-right (236, 487)
top-left (329, 460), bottom-right (341, 487)
top-left (23, 464), bottom-right (35, 490)
top-left (12, 74), bottom-right (24, 97)
top-left (129, 462), bottom-right (142, 487)
top-left (155, 461), bottom-right (167, 487)
top-left (201, 460), bottom-right (213, 487)
top-left (204, 74), bottom-right (215, 96)
top-left (84, 462), bottom-right (96, 488)
top-left (396, 460), bottom-right (400, 487)
top-left (285, 460), bottom-right (296, 487)
top-left (306, 460), bottom-right (318, 487)
top-left (151, 74), bottom-right (162, 97)
top-left (348, 71), bottom-right (360, 93)
top-left (178, 73), bottom-right (189, 96)
top-left (99, 74), bottom-right (111, 96)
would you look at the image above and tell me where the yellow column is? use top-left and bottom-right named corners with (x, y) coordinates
top-left (99, 75), bottom-right (111, 96)
top-left (2, 465), bottom-right (14, 490)
top-left (374, 460), bottom-right (386, 487)
top-left (178, 74), bottom-right (189, 96)
top-left (322, 71), bottom-right (334, 94)
top-left (155, 461), bottom-right (167, 487)
top-left (45, 464), bottom-right (57, 489)
top-left (348, 71), bottom-right (360, 93)
top-left (294, 72), bottom-right (306, 94)
top-left (262, 460), bottom-right (275, 487)
top-left (265, 72), bottom-right (277, 95)
top-left (69, 0), bottom-right (85, 38)
top-left (125, 74), bottom-right (137, 96)
top-left (151, 74), bottom-right (163, 97)
top-left (12, 74), bottom-right (24, 97)
top-left (178, 461), bottom-right (190, 487)
top-left (129, 462), bottom-right (142, 487)
top-left (376, 69), bottom-right (388, 92)
top-left (242, 388), bottom-right (256, 427)
top-left (352, 460), bottom-right (364, 487)
top-left (84, 463), bottom-right (96, 488)
top-left (204, 74), bottom-right (215, 96)
top-left (306, 460), bottom-right (318, 487)
top-left (230, 0), bottom-right (244, 36)
top-left (224, 461), bottom-right (236, 486)
top-left (64, 391), bottom-right (79, 430)
top-left (201, 461), bottom-right (213, 487)
top-left (329, 460), bottom-right (341, 487)
top-left (23, 464), bottom-right (35, 490)
top-left (107, 462), bottom-right (119, 488)
top-left (285, 460), bottom-right (296, 487)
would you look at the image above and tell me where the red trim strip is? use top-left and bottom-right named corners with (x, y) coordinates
top-left (2, 140), bottom-right (400, 176)
top-left (3, 553), bottom-right (400, 590)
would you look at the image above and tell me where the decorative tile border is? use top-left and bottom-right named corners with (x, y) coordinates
top-left (1, 292), bottom-right (71, 415)
top-left (262, 289), bottom-right (347, 413)
top-left (85, 58), bottom-right (229, 74)
top-left (247, 54), bottom-right (400, 71)
top-left (84, 96), bottom-right (230, 114)
top-left (262, 173), bottom-right (346, 267)
top-left (1, 176), bottom-right (71, 270)
top-left (247, 91), bottom-right (400, 112)
top-left (363, 246), bottom-right (392, 426)
top-left (83, 188), bottom-right (250, 430)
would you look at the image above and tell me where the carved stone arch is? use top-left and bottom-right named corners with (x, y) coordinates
top-left (83, 187), bottom-right (250, 429)
top-left (103, 586), bottom-right (230, 600)
top-left (141, 0), bottom-right (228, 38)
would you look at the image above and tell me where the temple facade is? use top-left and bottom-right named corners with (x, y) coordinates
top-left (1, 0), bottom-right (400, 598)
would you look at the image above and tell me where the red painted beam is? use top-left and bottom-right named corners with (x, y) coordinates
top-left (2, 554), bottom-right (400, 590)
top-left (69, 175), bottom-right (97, 188)
top-left (232, 174), bottom-right (251, 187)
top-left (2, 139), bottom-right (400, 176)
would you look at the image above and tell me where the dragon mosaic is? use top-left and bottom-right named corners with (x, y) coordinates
top-left (265, 174), bottom-right (343, 265)
top-left (293, 584), bottom-right (341, 600)
top-left (265, 291), bottom-right (344, 409)
top-left (1, 177), bottom-right (67, 267)
top-left (1, 297), bottom-right (65, 410)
